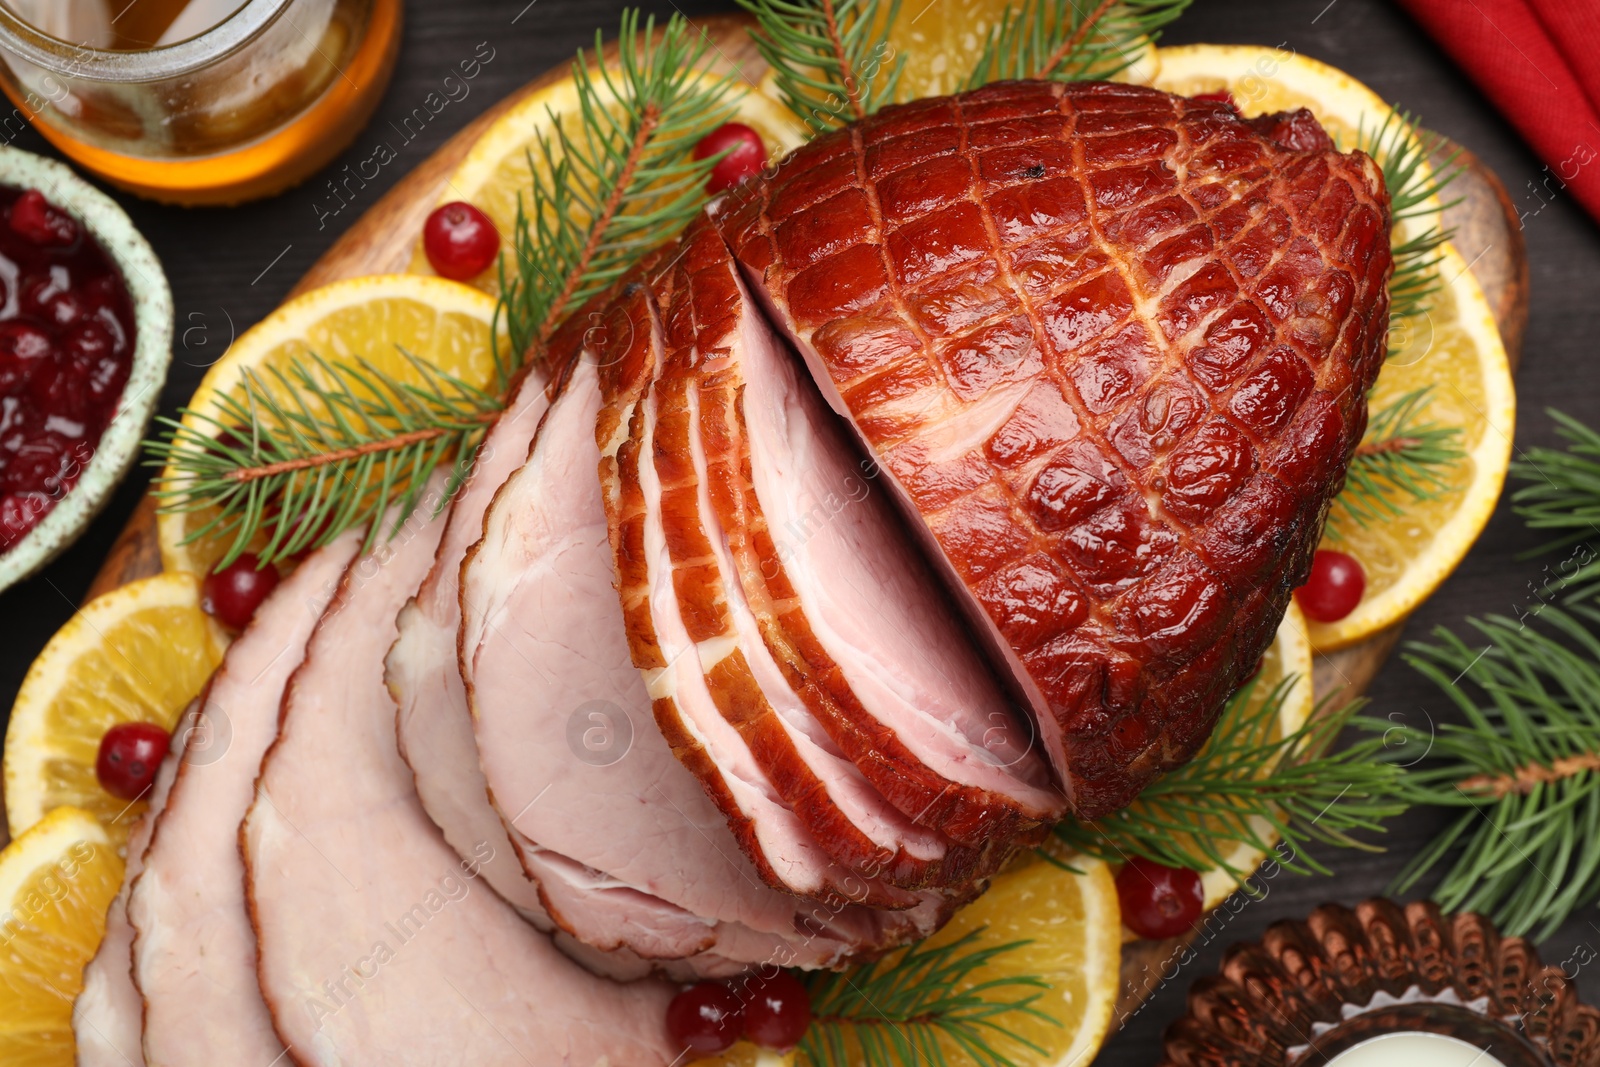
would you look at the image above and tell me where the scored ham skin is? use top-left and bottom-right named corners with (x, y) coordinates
top-left (244, 487), bottom-right (675, 1067)
top-left (128, 539), bottom-right (359, 1067)
top-left (713, 80), bottom-right (1393, 815)
top-left (73, 741), bottom-right (182, 1067)
top-left (462, 355), bottom-right (918, 967)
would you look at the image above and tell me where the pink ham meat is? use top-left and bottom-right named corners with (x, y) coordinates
top-left (388, 366), bottom-right (554, 926)
top-left (462, 354), bottom-right (930, 967)
top-left (711, 81), bottom-right (1392, 814)
top-left (660, 215), bottom-right (1065, 861)
top-left (243, 490), bottom-right (675, 1067)
top-left (73, 742), bottom-right (181, 1067)
top-left (127, 537), bottom-right (359, 1067)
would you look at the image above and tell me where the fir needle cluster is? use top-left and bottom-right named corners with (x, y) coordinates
top-left (738, 0), bottom-right (906, 133)
top-left (148, 11), bottom-right (735, 568)
top-left (1055, 676), bottom-right (1408, 879)
top-left (964, 0), bottom-right (1190, 88)
top-left (801, 931), bottom-right (1055, 1067)
top-left (1512, 409), bottom-right (1600, 600)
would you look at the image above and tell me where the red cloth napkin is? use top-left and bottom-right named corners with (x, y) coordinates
top-left (1398, 0), bottom-right (1600, 224)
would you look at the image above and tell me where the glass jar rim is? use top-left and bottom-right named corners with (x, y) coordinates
top-left (0, 0), bottom-right (292, 83)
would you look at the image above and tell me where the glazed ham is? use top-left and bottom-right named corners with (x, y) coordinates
top-left (711, 81), bottom-right (1392, 814)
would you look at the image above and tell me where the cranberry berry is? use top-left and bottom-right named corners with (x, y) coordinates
top-left (423, 201), bottom-right (500, 280)
top-left (665, 981), bottom-right (745, 1055)
top-left (693, 123), bottom-right (767, 193)
top-left (95, 721), bottom-right (171, 800)
top-left (1295, 549), bottom-right (1366, 623)
top-left (201, 553), bottom-right (281, 631)
top-left (10, 189), bottom-right (79, 247)
top-left (741, 970), bottom-right (812, 1051)
top-left (1116, 856), bottom-right (1203, 940)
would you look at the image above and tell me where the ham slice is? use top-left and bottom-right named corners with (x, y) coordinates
top-left (127, 537), bottom-right (360, 1067)
top-left (388, 366), bottom-right (554, 926)
top-left (243, 487), bottom-right (675, 1067)
top-left (712, 81), bottom-right (1392, 814)
top-left (464, 355), bottom-right (924, 966)
top-left (73, 731), bottom-right (183, 1067)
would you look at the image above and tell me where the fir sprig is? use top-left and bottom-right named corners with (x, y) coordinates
top-left (1511, 409), bottom-right (1600, 600)
top-left (1354, 110), bottom-right (1462, 348)
top-left (498, 10), bottom-right (738, 362)
top-left (964, 0), bottom-right (1190, 88)
top-left (1331, 388), bottom-right (1465, 531)
top-left (800, 930), bottom-right (1053, 1067)
top-left (1054, 675), bottom-right (1408, 879)
top-left (145, 353), bottom-right (502, 566)
top-left (738, 0), bottom-right (905, 134)
top-left (148, 11), bottom-right (734, 570)
top-left (1382, 602), bottom-right (1600, 940)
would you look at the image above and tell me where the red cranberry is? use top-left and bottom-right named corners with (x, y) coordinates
top-left (26, 352), bottom-right (94, 425)
top-left (741, 970), bottom-right (812, 1051)
top-left (1116, 857), bottom-right (1203, 940)
top-left (10, 190), bottom-right (79, 247)
top-left (1295, 549), bottom-right (1366, 623)
top-left (23, 273), bottom-right (87, 327)
top-left (0, 431), bottom-right (73, 495)
top-left (0, 322), bottom-right (52, 393)
top-left (95, 721), bottom-right (170, 800)
top-left (201, 553), bottom-right (281, 630)
top-left (693, 123), bottom-right (767, 193)
top-left (422, 201), bottom-right (500, 280)
top-left (665, 981), bottom-right (744, 1055)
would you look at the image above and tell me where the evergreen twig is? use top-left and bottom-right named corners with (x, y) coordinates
top-left (800, 930), bottom-right (1054, 1067)
top-left (964, 0), bottom-right (1190, 88)
top-left (1381, 602), bottom-right (1600, 940)
top-left (1331, 387), bottom-right (1465, 531)
top-left (1054, 674), bottom-right (1408, 879)
top-left (1511, 409), bottom-right (1600, 600)
top-left (738, 0), bottom-right (905, 134)
top-left (147, 10), bottom-right (734, 569)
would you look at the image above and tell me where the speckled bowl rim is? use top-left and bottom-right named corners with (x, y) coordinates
top-left (0, 147), bottom-right (173, 593)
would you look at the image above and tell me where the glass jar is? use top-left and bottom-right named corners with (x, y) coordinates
top-left (0, 0), bottom-right (401, 205)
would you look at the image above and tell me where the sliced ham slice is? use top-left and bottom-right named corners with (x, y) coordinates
top-left (464, 355), bottom-right (921, 966)
top-left (73, 730), bottom-right (183, 1067)
top-left (127, 537), bottom-right (360, 1067)
top-left (389, 366), bottom-right (554, 925)
top-left (243, 489), bottom-right (675, 1067)
top-left (646, 276), bottom-right (981, 891)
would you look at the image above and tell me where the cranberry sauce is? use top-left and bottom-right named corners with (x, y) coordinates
top-left (0, 187), bottom-right (137, 552)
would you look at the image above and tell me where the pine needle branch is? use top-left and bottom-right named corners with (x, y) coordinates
top-left (738, 0), bottom-right (905, 134)
top-left (1053, 674), bottom-right (1408, 880)
top-left (147, 10), bottom-right (736, 569)
top-left (498, 10), bottom-right (740, 364)
top-left (800, 931), bottom-right (1055, 1067)
top-left (1354, 110), bottom-right (1462, 354)
top-left (964, 0), bottom-right (1190, 89)
top-left (145, 351), bottom-right (501, 567)
top-left (1511, 409), bottom-right (1600, 600)
top-left (1381, 602), bottom-right (1600, 941)
top-left (1330, 387), bottom-right (1465, 532)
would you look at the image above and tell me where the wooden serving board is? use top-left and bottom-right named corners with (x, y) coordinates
top-left (74, 12), bottom-right (1530, 1035)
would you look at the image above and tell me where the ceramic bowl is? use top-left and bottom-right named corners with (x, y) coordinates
top-left (0, 146), bottom-right (173, 593)
top-left (1160, 898), bottom-right (1600, 1067)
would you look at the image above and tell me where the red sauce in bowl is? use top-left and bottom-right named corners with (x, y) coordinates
top-left (0, 188), bottom-right (137, 552)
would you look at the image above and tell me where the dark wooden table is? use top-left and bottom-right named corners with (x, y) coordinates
top-left (2, 0), bottom-right (1595, 1061)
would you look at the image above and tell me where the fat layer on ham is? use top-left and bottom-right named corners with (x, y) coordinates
top-left (128, 536), bottom-right (359, 1067)
top-left (243, 485), bottom-right (675, 1067)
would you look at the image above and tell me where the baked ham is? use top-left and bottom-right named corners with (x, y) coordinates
top-left (709, 80), bottom-right (1392, 814)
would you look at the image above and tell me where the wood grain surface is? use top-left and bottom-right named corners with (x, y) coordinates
top-left (65, 13), bottom-right (1531, 1031)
